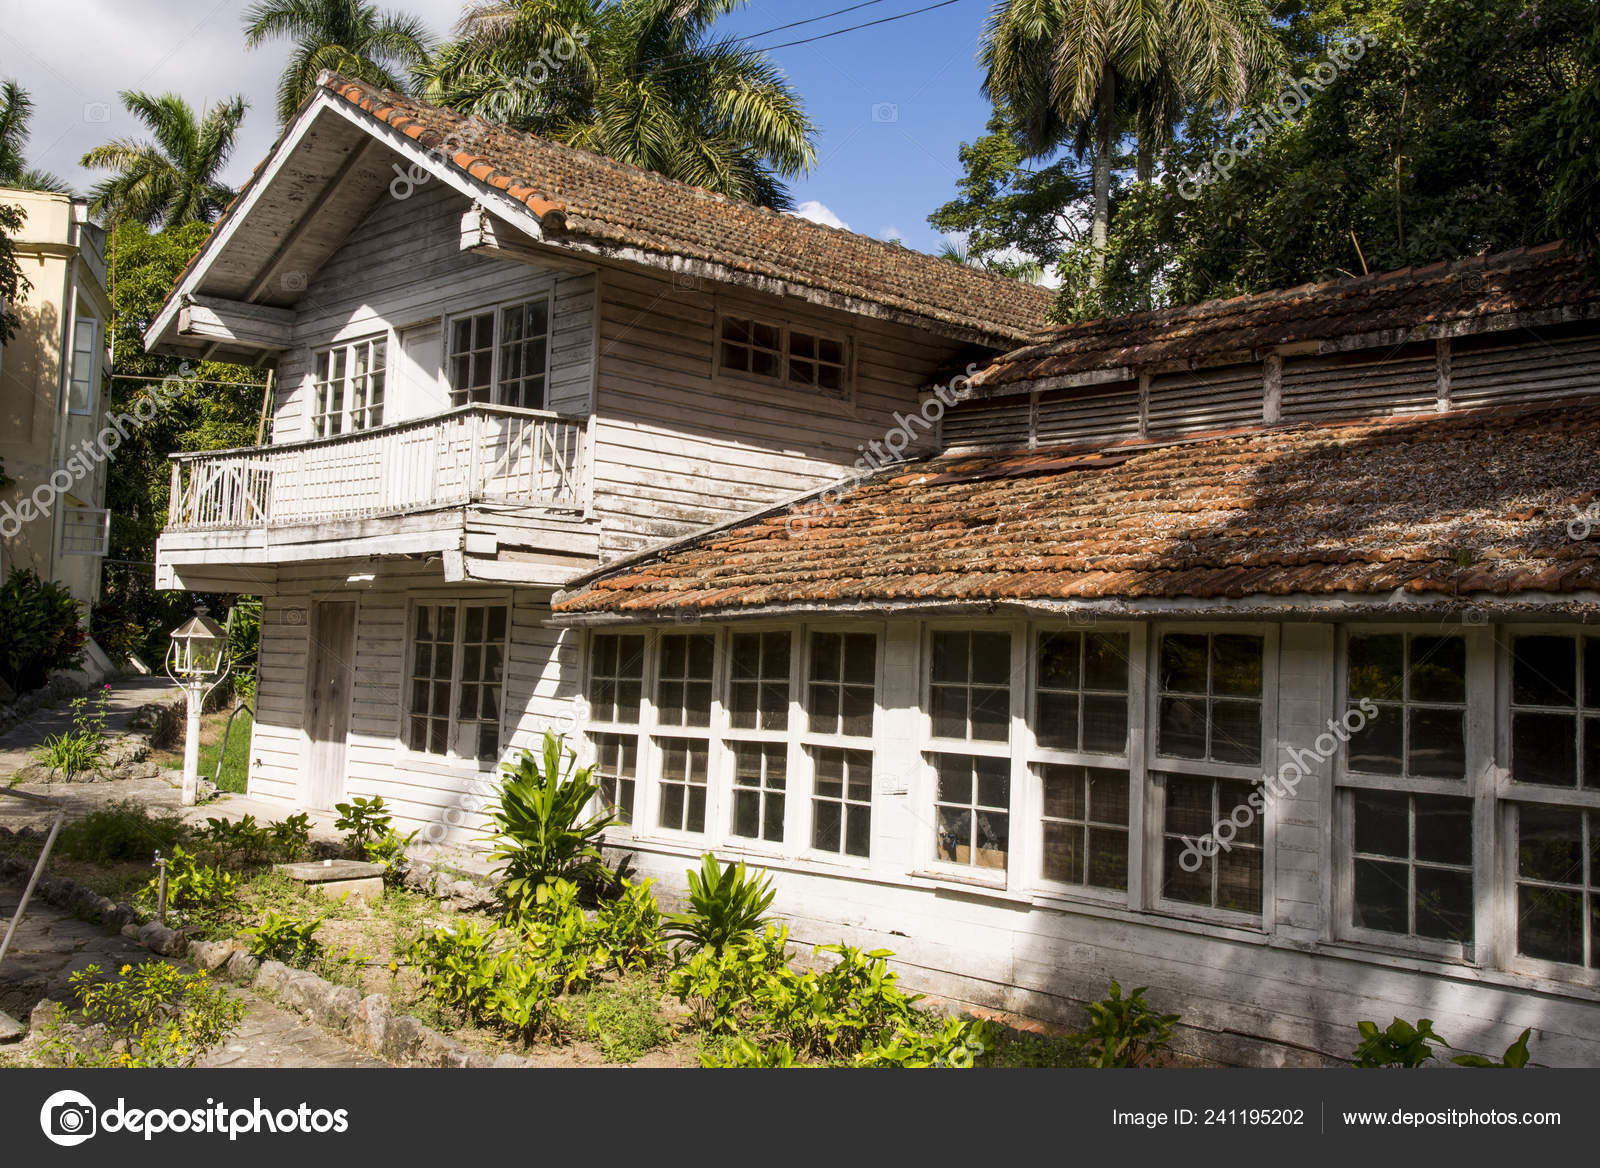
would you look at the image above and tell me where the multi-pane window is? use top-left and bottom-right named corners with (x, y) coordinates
top-left (1508, 634), bottom-right (1600, 789)
top-left (449, 312), bottom-right (495, 405)
top-left (730, 742), bottom-right (786, 842)
top-left (593, 732), bottom-right (638, 823)
top-left (497, 298), bottom-right (550, 409)
top-left (1040, 765), bottom-right (1129, 891)
top-left (930, 630), bottom-right (1011, 742)
top-left (807, 632), bottom-right (875, 737)
top-left (657, 634), bottom-right (715, 727)
top-left (1346, 633), bottom-right (1467, 780)
top-left (657, 738), bottom-right (709, 833)
top-left (1157, 632), bottom-right (1264, 765)
top-left (1515, 806), bottom-right (1598, 967)
top-left (730, 632), bottom-right (790, 730)
top-left (68, 316), bottom-right (98, 414)
top-left (933, 753), bottom-right (1009, 870)
top-left (587, 634), bottom-right (645, 724)
top-left (811, 747), bottom-right (871, 858)
top-left (406, 602), bottom-right (507, 762)
top-left (1035, 631), bottom-right (1129, 753)
top-left (312, 336), bottom-right (386, 436)
top-left (719, 314), bottom-right (850, 397)
top-left (1350, 791), bottom-right (1473, 942)
top-left (1161, 776), bottom-right (1263, 914)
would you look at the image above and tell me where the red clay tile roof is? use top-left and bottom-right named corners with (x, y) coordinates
top-left (970, 245), bottom-right (1597, 389)
top-left (553, 396), bottom-right (1600, 618)
top-left (315, 75), bottom-right (1054, 343)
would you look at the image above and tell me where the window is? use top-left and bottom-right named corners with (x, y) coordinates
top-left (811, 746), bottom-right (871, 857)
top-left (730, 742), bottom-right (786, 842)
top-left (1346, 633), bottom-right (1466, 780)
top-left (930, 630), bottom-right (1011, 742)
top-left (587, 633), bottom-right (645, 823)
top-left (1157, 632), bottom-right (1264, 765)
top-left (657, 634), bottom-right (714, 727)
top-left (730, 632), bottom-right (789, 731)
top-left (1350, 790), bottom-right (1473, 942)
top-left (1162, 776), bottom-right (1263, 913)
top-left (68, 316), bottom-right (98, 414)
top-left (312, 336), bottom-right (386, 436)
top-left (1040, 764), bottom-right (1129, 890)
top-left (1508, 634), bottom-right (1600, 790)
top-left (718, 314), bottom-right (850, 398)
top-left (593, 733), bottom-right (638, 823)
top-left (654, 633), bottom-right (715, 835)
top-left (448, 296), bottom-right (552, 408)
top-left (807, 632), bottom-right (875, 737)
top-left (60, 507), bottom-right (110, 556)
top-left (933, 753), bottom-right (1009, 870)
top-left (1515, 806), bottom-right (1598, 967)
top-left (1035, 631), bottom-right (1129, 753)
top-left (657, 738), bottom-right (709, 833)
top-left (405, 602), bottom-right (508, 762)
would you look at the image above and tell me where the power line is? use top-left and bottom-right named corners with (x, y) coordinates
top-left (742, 0), bottom-right (894, 40)
top-left (746, 0), bottom-right (972, 52)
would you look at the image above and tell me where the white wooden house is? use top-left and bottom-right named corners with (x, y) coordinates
top-left (149, 75), bottom-right (1600, 1065)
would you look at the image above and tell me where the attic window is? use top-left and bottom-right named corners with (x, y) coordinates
top-left (719, 313), bottom-right (850, 399)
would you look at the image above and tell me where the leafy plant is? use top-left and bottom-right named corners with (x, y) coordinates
top-left (665, 852), bottom-right (776, 957)
top-left (593, 876), bottom-right (666, 974)
top-left (243, 910), bottom-right (324, 966)
top-left (408, 920), bottom-right (502, 1017)
top-left (0, 567), bottom-right (85, 693)
top-left (485, 732), bottom-right (616, 921)
top-left (667, 926), bottom-right (791, 1034)
top-left (32, 687), bottom-right (112, 779)
top-left (56, 800), bottom-right (189, 864)
top-left (1071, 980), bottom-right (1180, 1068)
top-left (364, 826), bottom-right (416, 885)
top-left (267, 812), bottom-right (312, 861)
top-left (1351, 1017), bottom-right (1450, 1068)
top-left (201, 813), bottom-right (276, 865)
top-left (43, 961), bottom-right (244, 1068)
top-left (148, 846), bottom-right (239, 911)
top-left (333, 795), bottom-right (393, 853)
top-left (583, 979), bottom-right (670, 1063)
top-left (701, 1036), bottom-right (799, 1068)
top-left (407, 918), bottom-right (573, 1043)
top-left (1452, 1028), bottom-right (1534, 1069)
top-left (856, 1016), bottom-right (993, 1069)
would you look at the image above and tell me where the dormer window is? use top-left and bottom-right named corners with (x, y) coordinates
top-left (312, 335), bottom-right (386, 437)
top-left (448, 294), bottom-right (551, 410)
top-left (720, 313), bottom-right (850, 399)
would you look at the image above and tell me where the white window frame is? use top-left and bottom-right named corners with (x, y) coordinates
top-left (798, 624), bottom-right (882, 869)
top-left (583, 630), bottom-right (649, 828)
top-left (720, 625), bottom-right (798, 858)
top-left (311, 333), bottom-right (388, 437)
top-left (68, 314), bottom-right (99, 416)
top-left (644, 627), bottom-right (721, 843)
top-left (1146, 623), bottom-right (1279, 928)
top-left (1332, 624), bottom-right (1489, 962)
top-left (445, 292), bottom-right (554, 410)
top-left (716, 309), bottom-right (854, 401)
top-left (400, 596), bottom-right (512, 768)
top-left (60, 506), bottom-right (110, 557)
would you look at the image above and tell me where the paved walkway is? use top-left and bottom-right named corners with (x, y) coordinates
top-left (0, 676), bottom-right (176, 777)
top-left (0, 881), bottom-right (383, 1068)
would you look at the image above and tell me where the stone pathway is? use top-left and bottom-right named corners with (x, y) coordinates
top-left (0, 881), bottom-right (384, 1068)
top-left (0, 675), bottom-right (176, 777)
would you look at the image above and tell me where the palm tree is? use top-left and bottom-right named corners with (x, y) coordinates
top-left (0, 82), bottom-right (72, 193)
top-left (243, 0), bottom-right (435, 124)
top-left (982, 0), bottom-right (1281, 276)
top-left (419, 0), bottom-right (816, 210)
top-left (80, 92), bottom-right (248, 228)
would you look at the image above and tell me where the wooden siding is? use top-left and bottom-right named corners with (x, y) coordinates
top-left (1280, 348), bottom-right (1437, 421)
top-left (1147, 363), bottom-right (1263, 435)
top-left (1449, 328), bottom-right (1600, 407)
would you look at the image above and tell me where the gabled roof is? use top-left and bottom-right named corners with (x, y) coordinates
top-left (969, 244), bottom-right (1598, 391)
top-left (552, 395), bottom-right (1600, 620)
top-left (147, 74), bottom-right (1055, 356)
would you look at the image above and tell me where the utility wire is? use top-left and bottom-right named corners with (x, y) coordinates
top-left (746, 0), bottom-right (971, 52)
top-left (742, 0), bottom-right (893, 40)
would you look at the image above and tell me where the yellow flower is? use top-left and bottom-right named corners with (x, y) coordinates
top-left (119, 965), bottom-right (132, 976)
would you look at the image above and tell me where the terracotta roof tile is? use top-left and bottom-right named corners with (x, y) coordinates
top-left (554, 396), bottom-right (1600, 618)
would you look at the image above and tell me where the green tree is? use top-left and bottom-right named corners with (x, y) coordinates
top-left (80, 92), bottom-right (248, 228)
top-left (243, 0), bottom-right (435, 125)
top-left (0, 202), bottom-right (29, 344)
top-left (420, 0), bottom-right (816, 209)
top-left (0, 81), bottom-right (72, 193)
top-left (980, 0), bottom-right (1281, 283)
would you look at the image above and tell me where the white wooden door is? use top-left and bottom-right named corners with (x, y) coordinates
top-left (398, 320), bottom-right (446, 417)
top-left (303, 600), bottom-right (357, 811)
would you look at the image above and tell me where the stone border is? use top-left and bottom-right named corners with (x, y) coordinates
top-left (0, 851), bottom-right (536, 1069)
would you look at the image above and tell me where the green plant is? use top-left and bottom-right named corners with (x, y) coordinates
top-left (583, 979), bottom-right (670, 1063)
top-left (333, 795), bottom-right (393, 853)
top-left (857, 1016), bottom-right (993, 1068)
top-left (56, 800), bottom-right (189, 864)
top-left (0, 567), bottom-right (85, 693)
top-left (665, 852), bottom-right (776, 957)
top-left (701, 1037), bottom-right (799, 1068)
top-left (148, 846), bottom-right (239, 911)
top-left (667, 925), bottom-right (792, 1033)
top-left (593, 877), bottom-right (667, 974)
top-left (201, 813), bottom-right (276, 865)
top-left (43, 961), bottom-right (244, 1068)
top-left (408, 920), bottom-right (502, 1017)
top-left (268, 813), bottom-right (312, 861)
top-left (1451, 1028), bottom-right (1534, 1069)
top-left (243, 910), bottom-right (325, 966)
top-left (407, 919), bottom-right (574, 1043)
top-left (364, 826), bottom-right (416, 885)
top-left (1351, 1017), bottom-right (1449, 1069)
top-left (748, 943), bottom-right (925, 1060)
top-left (32, 686), bottom-right (112, 779)
top-left (1071, 981), bottom-right (1180, 1068)
top-left (485, 732), bottom-right (616, 921)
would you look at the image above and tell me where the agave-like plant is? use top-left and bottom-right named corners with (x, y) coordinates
top-left (484, 730), bottom-right (616, 922)
top-left (665, 852), bottom-right (776, 957)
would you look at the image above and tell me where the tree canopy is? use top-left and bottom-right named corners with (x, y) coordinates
top-left (80, 91), bottom-right (248, 228)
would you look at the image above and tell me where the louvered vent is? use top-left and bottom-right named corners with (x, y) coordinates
top-left (1281, 350), bottom-right (1436, 420)
top-left (1147, 365), bottom-right (1262, 435)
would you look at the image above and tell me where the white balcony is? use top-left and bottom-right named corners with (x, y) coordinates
top-left (157, 405), bottom-right (600, 589)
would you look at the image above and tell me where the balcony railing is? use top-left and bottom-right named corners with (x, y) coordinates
top-left (167, 405), bottom-right (588, 532)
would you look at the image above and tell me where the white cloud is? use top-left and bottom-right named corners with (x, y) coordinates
top-left (879, 225), bottom-right (904, 242)
top-left (789, 200), bottom-right (850, 231)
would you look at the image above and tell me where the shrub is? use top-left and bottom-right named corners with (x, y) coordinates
top-left (593, 877), bottom-right (667, 974)
top-left (333, 796), bottom-right (392, 853)
top-left (147, 846), bottom-right (239, 911)
top-left (267, 813), bottom-right (312, 862)
top-left (43, 961), bottom-right (244, 1068)
top-left (0, 568), bottom-right (85, 693)
top-left (584, 980), bottom-right (670, 1063)
top-left (485, 732), bottom-right (616, 921)
top-left (665, 852), bottom-right (776, 957)
top-left (56, 800), bottom-right (189, 864)
top-left (243, 910), bottom-right (325, 966)
top-left (1071, 980), bottom-right (1180, 1068)
top-left (32, 687), bottom-right (112, 779)
top-left (1350, 1018), bottom-right (1535, 1068)
top-left (407, 919), bottom-right (572, 1042)
top-left (201, 814), bottom-right (276, 865)
top-left (702, 1037), bottom-right (799, 1068)
top-left (1452, 1028), bottom-right (1534, 1068)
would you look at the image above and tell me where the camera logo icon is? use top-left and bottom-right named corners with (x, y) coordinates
top-left (83, 102), bottom-right (111, 124)
top-left (40, 1089), bottom-right (97, 1147)
top-left (871, 102), bottom-right (898, 124)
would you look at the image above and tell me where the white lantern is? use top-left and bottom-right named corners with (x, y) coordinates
top-left (167, 605), bottom-right (228, 678)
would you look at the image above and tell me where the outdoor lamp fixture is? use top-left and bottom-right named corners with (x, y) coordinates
top-left (165, 603), bottom-right (230, 806)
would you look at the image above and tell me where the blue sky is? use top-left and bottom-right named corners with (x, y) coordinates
top-left (4, 0), bottom-right (1000, 255)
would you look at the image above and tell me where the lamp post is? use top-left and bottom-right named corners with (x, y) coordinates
top-left (166, 604), bottom-right (230, 806)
